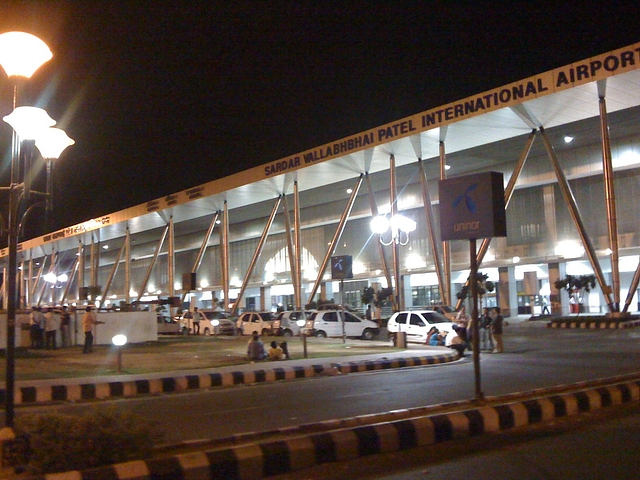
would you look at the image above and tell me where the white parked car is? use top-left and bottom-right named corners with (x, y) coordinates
top-left (387, 310), bottom-right (458, 346)
top-left (423, 305), bottom-right (458, 321)
top-left (157, 315), bottom-right (185, 335)
top-left (236, 311), bottom-right (274, 336)
top-left (273, 310), bottom-right (314, 337)
top-left (301, 310), bottom-right (380, 340)
top-left (179, 310), bottom-right (229, 336)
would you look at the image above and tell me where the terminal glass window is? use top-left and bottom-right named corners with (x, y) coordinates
top-left (412, 286), bottom-right (441, 307)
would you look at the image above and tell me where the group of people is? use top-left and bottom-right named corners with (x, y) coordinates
top-left (28, 305), bottom-right (105, 354)
top-left (426, 306), bottom-right (504, 355)
top-left (246, 332), bottom-right (290, 361)
top-left (29, 305), bottom-right (72, 350)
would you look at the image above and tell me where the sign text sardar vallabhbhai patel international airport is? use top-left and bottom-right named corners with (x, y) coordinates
top-left (263, 44), bottom-right (640, 178)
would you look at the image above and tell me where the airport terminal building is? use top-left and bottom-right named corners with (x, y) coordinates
top-left (3, 42), bottom-right (640, 318)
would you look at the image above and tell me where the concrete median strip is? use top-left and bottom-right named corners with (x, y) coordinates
top-left (23, 376), bottom-right (640, 479)
top-left (0, 351), bottom-right (459, 406)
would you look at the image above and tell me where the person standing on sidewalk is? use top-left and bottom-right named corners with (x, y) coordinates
top-left (60, 306), bottom-right (71, 347)
top-left (192, 307), bottom-right (204, 335)
top-left (82, 306), bottom-right (104, 354)
top-left (44, 307), bottom-right (59, 350)
top-left (29, 306), bottom-right (45, 349)
top-left (480, 307), bottom-right (494, 351)
top-left (490, 307), bottom-right (504, 353)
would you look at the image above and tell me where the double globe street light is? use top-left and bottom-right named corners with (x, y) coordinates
top-left (0, 32), bottom-right (74, 430)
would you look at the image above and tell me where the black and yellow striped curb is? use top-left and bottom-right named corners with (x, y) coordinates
top-left (0, 352), bottom-right (459, 406)
top-left (547, 318), bottom-right (640, 329)
top-left (24, 376), bottom-right (640, 479)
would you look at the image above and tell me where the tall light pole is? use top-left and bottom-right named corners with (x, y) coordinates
top-left (0, 32), bottom-right (53, 429)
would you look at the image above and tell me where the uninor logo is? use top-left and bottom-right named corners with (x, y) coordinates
top-left (452, 183), bottom-right (477, 213)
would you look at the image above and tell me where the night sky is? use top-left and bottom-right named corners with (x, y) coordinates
top-left (1, 1), bottom-right (639, 233)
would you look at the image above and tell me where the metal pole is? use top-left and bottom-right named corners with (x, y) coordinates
top-left (282, 195), bottom-right (299, 308)
top-left (101, 240), bottom-right (123, 301)
top-left (599, 94), bottom-right (620, 311)
top-left (365, 174), bottom-right (393, 293)
top-left (440, 141), bottom-right (451, 305)
top-left (124, 227), bottom-right (131, 305)
top-left (192, 212), bottom-right (219, 274)
top-left (540, 127), bottom-right (615, 312)
top-left (5, 185), bottom-right (19, 427)
top-left (390, 155), bottom-right (403, 312)
top-left (308, 175), bottom-right (363, 304)
top-left (230, 196), bottom-right (281, 316)
top-left (168, 216), bottom-right (175, 298)
top-left (293, 182), bottom-right (303, 309)
top-left (221, 201), bottom-right (230, 312)
top-left (418, 160), bottom-right (445, 302)
top-left (470, 238), bottom-right (483, 401)
top-left (137, 224), bottom-right (168, 301)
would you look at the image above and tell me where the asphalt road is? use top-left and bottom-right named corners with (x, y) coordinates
top-left (18, 324), bottom-right (640, 446)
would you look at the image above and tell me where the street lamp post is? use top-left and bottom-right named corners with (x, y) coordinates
top-left (0, 32), bottom-right (52, 430)
top-left (0, 33), bottom-right (73, 432)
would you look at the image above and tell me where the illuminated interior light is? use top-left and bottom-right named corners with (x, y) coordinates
top-left (564, 136), bottom-right (574, 143)
top-left (512, 256), bottom-right (520, 264)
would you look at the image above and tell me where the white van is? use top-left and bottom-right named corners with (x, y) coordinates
top-left (301, 310), bottom-right (379, 340)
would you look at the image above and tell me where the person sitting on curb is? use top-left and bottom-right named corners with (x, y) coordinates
top-left (247, 332), bottom-right (267, 361)
top-left (268, 341), bottom-right (284, 360)
top-left (447, 324), bottom-right (467, 356)
top-left (426, 326), bottom-right (444, 346)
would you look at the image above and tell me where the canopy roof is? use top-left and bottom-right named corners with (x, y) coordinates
top-left (5, 41), bottom-right (640, 259)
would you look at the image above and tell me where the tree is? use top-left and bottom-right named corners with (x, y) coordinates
top-left (554, 274), bottom-right (596, 314)
top-left (456, 272), bottom-right (495, 307)
top-left (361, 286), bottom-right (375, 306)
top-left (374, 287), bottom-right (393, 308)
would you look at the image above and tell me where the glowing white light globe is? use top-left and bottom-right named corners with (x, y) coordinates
top-left (112, 334), bottom-right (127, 346)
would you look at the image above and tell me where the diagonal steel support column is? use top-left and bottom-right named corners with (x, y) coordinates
top-left (137, 224), bottom-right (169, 301)
top-left (294, 181), bottom-right (303, 309)
top-left (61, 256), bottom-right (80, 304)
top-left (390, 155), bottom-right (404, 311)
top-left (37, 251), bottom-right (57, 306)
top-left (418, 159), bottom-right (445, 303)
top-left (124, 227), bottom-right (131, 305)
top-left (230, 196), bottom-right (282, 316)
top-left (181, 212), bottom-right (220, 303)
top-left (623, 263), bottom-right (640, 313)
top-left (32, 256), bottom-right (46, 303)
top-left (455, 129), bottom-right (536, 310)
top-left (540, 127), bottom-right (615, 312)
top-left (598, 90), bottom-right (620, 310)
top-left (365, 174), bottom-right (392, 292)
top-left (168, 216), bottom-right (175, 299)
top-left (102, 238), bottom-right (124, 301)
top-left (308, 175), bottom-right (364, 304)
top-left (282, 194), bottom-right (299, 308)
top-left (440, 141), bottom-right (451, 305)
top-left (221, 201), bottom-right (230, 311)
top-left (77, 241), bottom-right (84, 301)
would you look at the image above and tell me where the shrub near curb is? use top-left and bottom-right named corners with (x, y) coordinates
top-left (16, 406), bottom-right (163, 474)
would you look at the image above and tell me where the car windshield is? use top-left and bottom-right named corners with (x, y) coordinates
top-left (422, 311), bottom-right (449, 323)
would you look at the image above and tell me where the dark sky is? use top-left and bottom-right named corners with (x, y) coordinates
top-left (1, 1), bottom-right (640, 232)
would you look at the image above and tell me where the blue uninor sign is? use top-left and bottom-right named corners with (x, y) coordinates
top-left (439, 171), bottom-right (507, 241)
